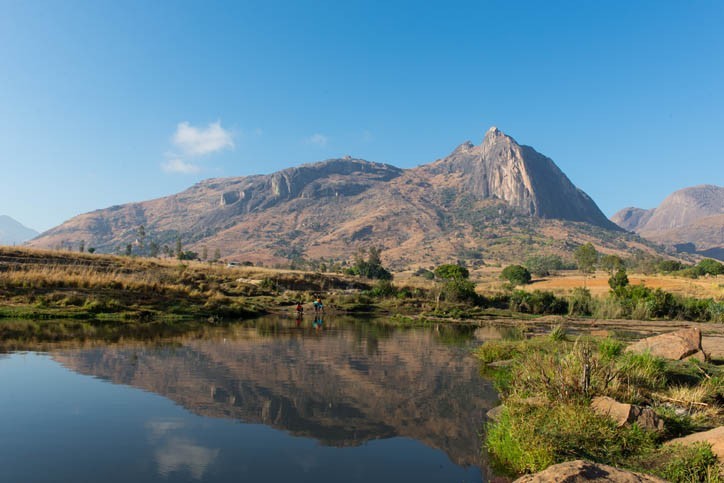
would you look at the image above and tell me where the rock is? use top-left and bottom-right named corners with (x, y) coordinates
top-left (625, 327), bottom-right (705, 361)
top-left (667, 426), bottom-right (724, 461)
top-left (591, 396), bottom-right (664, 431)
top-left (487, 405), bottom-right (504, 422)
top-left (513, 460), bottom-right (666, 482)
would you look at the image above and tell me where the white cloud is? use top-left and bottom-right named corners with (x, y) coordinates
top-left (306, 133), bottom-right (329, 147)
top-left (173, 121), bottom-right (234, 156)
top-left (161, 158), bottom-right (200, 174)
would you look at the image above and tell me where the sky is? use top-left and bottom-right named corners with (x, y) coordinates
top-left (1, 0), bottom-right (722, 232)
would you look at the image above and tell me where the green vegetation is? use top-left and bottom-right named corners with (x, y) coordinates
top-left (501, 265), bottom-right (532, 286)
top-left (478, 332), bottom-right (724, 480)
top-left (574, 242), bottom-right (598, 286)
top-left (524, 254), bottom-right (571, 277)
top-left (345, 247), bottom-right (393, 280)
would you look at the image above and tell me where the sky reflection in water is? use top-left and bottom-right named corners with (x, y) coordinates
top-left (0, 320), bottom-right (495, 482)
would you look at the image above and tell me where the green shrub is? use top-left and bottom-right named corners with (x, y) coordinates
top-left (434, 264), bottom-right (469, 280)
top-left (501, 265), bottom-right (532, 286)
top-left (549, 324), bottom-right (567, 342)
top-left (569, 287), bottom-right (594, 316)
top-left (487, 401), bottom-right (657, 475)
top-left (441, 278), bottom-right (478, 303)
top-left (510, 290), bottom-right (568, 315)
top-left (656, 443), bottom-right (722, 483)
top-left (369, 280), bottom-right (397, 297)
top-left (598, 338), bottom-right (624, 360)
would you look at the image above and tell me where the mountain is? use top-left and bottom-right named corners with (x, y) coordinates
top-left (0, 215), bottom-right (38, 245)
top-left (612, 185), bottom-right (724, 260)
top-left (31, 127), bottom-right (654, 267)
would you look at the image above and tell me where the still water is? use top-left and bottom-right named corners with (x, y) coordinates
top-left (0, 316), bottom-right (498, 482)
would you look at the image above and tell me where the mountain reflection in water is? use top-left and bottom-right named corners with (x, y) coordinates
top-left (51, 317), bottom-right (497, 468)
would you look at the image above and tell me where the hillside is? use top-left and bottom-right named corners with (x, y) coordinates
top-left (30, 127), bottom-right (660, 268)
top-left (0, 215), bottom-right (38, 245)
top-left (612, 185), bottom-right (724, 260)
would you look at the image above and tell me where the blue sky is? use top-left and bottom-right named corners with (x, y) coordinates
top-left (1, 1), bottom-right (722, 232)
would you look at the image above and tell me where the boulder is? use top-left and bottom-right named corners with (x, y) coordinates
top-left (513, 460), bottom-right (666, 482)
top-left (625, 328), bottom-right (706, 361)
top-left (667, 426), bottom-right (724, 461)
top-left (591, 396), bottom-right (664, 431)
top-left (486, 405), bottom-right (504, 422)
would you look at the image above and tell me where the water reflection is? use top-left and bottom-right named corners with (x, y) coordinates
top-left (50, 317), bottom-right (496, 468)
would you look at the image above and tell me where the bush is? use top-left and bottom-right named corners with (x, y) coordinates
top-left (569, 287), bottom-right (594, 316)
top-left (501, 265), bottom-right (532, 286)
top-left (413, 267), bottom-right (435, 280)
top-left (369, 280), bottom-right (397, 297)
top-left (434, 264), bottom-right (469, 280)
top-left (697, 259), bottom-right (724, 276)
top-left (654, 443), bottom-right (722, 483)
top-left (441, 278), bottom-right (478, 303)
top-left (487, 401), bottom-right (657, 475)
top-left (608, 269), bottom-right (630, 293)
top-left (524, 255), bottom-right (569, 277)
top-left (510, 290), bottom-right (567, 315)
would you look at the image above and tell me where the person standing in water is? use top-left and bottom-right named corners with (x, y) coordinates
top-left (313, 296), bottom-right (324, 313)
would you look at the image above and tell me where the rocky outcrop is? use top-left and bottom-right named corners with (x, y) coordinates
top-left (513, 460), bottom-right (666, 482)
top-left (625, 327), bottom-right (706, 361)
top-left (591, 396), bottom-right (664, 431)
top-left (425, 127), bottom-right (618, 227)
top-left (667, 426), bottom-right (724, 461)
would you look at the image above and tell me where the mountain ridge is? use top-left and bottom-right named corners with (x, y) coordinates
top-left (0, 215), bottom-right (39, 245)
top-left (611, 185), bottom-right (724, 260)
top-left (30, 127), bottom-right (656, 267)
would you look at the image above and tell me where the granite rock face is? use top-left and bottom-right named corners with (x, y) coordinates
top-left (513, 460), bottom-right (666, 482)
top-left (426, 127), bottom-right (618, 227)
top-left (625, 327), bottom-right (706, 361)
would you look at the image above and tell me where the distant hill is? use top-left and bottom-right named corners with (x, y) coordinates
top-left (612, 185), bottom-right (724, 260)
top-left (0, 215), bottom-right (38, 245)
top-left (31, 127), bottom-right (660, 268)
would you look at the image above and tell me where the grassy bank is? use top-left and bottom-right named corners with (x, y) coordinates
top-left (477, 328), bottom-right (724, 481)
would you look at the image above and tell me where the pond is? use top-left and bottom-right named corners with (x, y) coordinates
top-left (0, 316), bottom-right (499, 483)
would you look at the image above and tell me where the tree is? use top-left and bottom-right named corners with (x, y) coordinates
top-left (87, 247), bottom-right (96, 254)
top-left (697, 259), bottom-right (724, 276)
top-left (137, 225), bottom-right (146, 248)
top-left (525, 255), bottom-right (565, 277)
top-left (201, 246), bottom-right (208, 261)
top-left (599, 254), bottom-right (623, 275)
top-left (213, 248), bottom-right (221, 262)
top-left (125, 243), bottom-right (132, 256)
top-left (149, 241), bottom-right (160, 258)
top-left (175, 237), bottom-right (182, 259)
top-left (78, 240), bottom-right (85, 253)
top-left (574, 243), bottom-right (599, 287)
top-left (608, 268), bottom-right (629, 296)
top-left (501, 265), bottom-right (532, 286)
top-left (434, 264), bottom-right (470, 280)
top-left (346, 247), bottom-right (392, 280)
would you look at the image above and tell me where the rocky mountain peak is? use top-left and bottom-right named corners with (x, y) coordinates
top-left (425, 127), bottom-right (616, 228)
